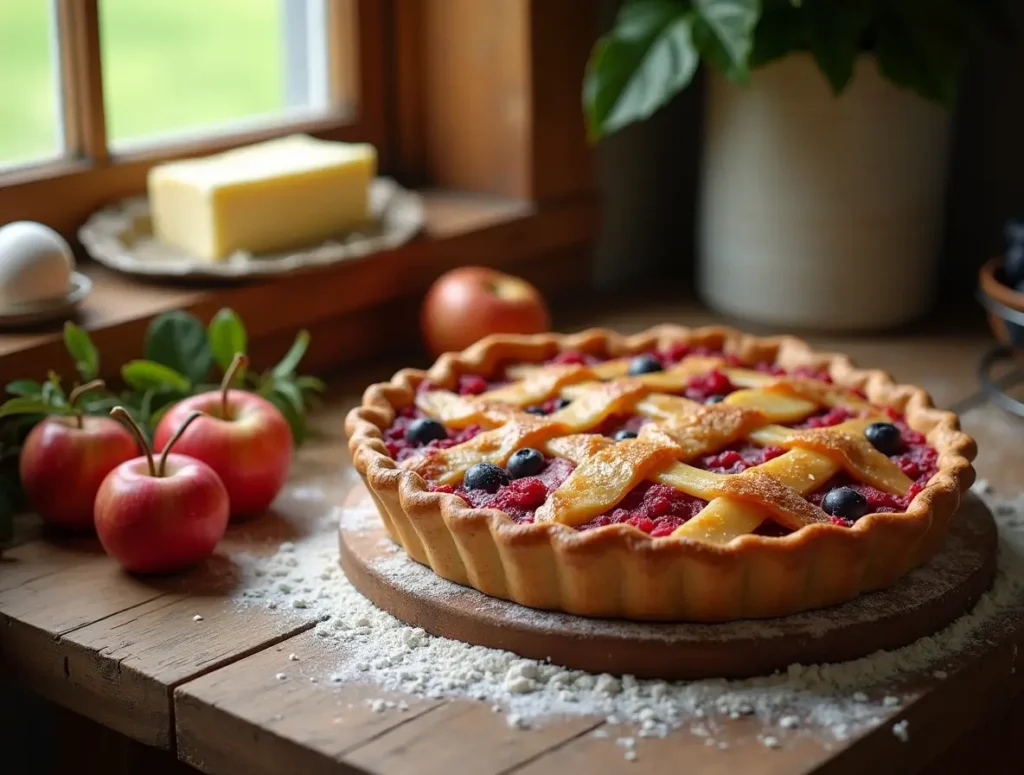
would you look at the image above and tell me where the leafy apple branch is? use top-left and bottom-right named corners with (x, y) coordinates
top-left (0, 308), bottom-right (325, 541)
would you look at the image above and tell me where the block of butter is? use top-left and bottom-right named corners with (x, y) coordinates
top-left (147, 134), bottom-right (377, 261)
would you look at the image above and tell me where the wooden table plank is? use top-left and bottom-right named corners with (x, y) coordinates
top-left (959, 399), bottom-right (1024, 492)
top-left (507, 617), bottom-right (1024, 775)
top-left (175, 629), bottom-right (443, 775)
top-left (344, 702), bottom-right (600, 775)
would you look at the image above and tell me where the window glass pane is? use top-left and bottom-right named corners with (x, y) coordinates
top-left (100, 0), bottom-right (329, 147)
top-left (0, 0), bottom-right (61, 167)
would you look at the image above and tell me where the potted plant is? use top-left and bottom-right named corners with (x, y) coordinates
top-left (584, 0), bottom-right (1013, 331)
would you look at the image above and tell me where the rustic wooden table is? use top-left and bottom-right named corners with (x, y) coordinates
top-left (3, 302), bottom-right (1024, 775)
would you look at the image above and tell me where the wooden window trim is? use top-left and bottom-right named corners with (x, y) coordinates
top-left (0, 0), bottom-right (602, 380)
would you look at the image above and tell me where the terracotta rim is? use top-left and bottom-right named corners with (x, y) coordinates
top-left (979, 256), bottom-right (1023, 310)
top-left (344, 325), bottom-right (978, 621)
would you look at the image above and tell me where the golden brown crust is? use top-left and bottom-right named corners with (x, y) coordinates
top-left (344, 325), bottom-right (978, 621)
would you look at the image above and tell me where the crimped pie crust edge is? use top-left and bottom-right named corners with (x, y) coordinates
top-left (344, 324), bottom-right (978, 621)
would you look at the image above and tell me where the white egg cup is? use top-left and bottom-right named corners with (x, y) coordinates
top-left (0, 221), bottom-right (92, 329)
top-left (0, 271), bottom-right (92, 329)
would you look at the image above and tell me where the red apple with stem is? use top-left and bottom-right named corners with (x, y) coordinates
top-left (19, 380), bottom-right (138, 530)
top-left (153, 354), bottom-right (293, 519)
top-left (420, 266), bottom-right (551, 357)
top-left (95, 407), bottom-right (229, 574)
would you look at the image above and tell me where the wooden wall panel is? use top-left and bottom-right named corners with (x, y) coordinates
top-left (394, 0), bottom-right (598, 199)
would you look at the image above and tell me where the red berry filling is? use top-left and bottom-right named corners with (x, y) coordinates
top-left (795, 406), bottom-right (861, 429)
top-left (457, 374), bottom-right (490, 396)
top-left (683, 369), bottom-right (736, 402)
top-left (435, 457), bottom-right (576, 523)
top-left (383, 408), bottom-right (483, 462)
top-left (593, 413), bottom-right (648, 438)
top-left (807, 420), bottom-right (937, 515)
top-left (545, 350), bottom-right (605, 367)
top-left (696, 442), bottom-right (786, 474)
top-left (577, 482), bottom-right (708, 536)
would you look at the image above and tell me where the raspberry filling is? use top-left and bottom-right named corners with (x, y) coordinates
top-left (683, 369), bottom-right (736, 401)
top-left (387, 351), bottom-right (942, 533)
top-left (794, 405), bottom-right (861, 429)
top-left (577, 482), bottom-right (708, 537)
top-left (383, 406), bottom-right (483, 462)
top-left (433, 458), bottom-right (576, 523)
top-left (696, 442), bottom-right (786, 474)
top-left (807, 421), bottom-right (938, 519)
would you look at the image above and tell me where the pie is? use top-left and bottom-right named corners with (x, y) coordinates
top-left (344, 325), bottom-right (977, 621)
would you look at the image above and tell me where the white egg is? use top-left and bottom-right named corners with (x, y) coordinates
top-left (0, 221), bottom-right (75, 308)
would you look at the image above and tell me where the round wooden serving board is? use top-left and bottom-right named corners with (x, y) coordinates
top-left (337, 494), bottom-right (997, 680)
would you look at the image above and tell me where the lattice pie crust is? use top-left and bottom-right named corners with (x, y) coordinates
top-left (345, 326), bottom-right (977, 621)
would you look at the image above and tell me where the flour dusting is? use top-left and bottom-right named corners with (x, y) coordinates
top-left (229, 479), bottom-right (1024, 753)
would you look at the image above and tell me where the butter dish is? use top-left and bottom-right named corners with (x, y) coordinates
top-left (77, 177), bottom-right (423, 282)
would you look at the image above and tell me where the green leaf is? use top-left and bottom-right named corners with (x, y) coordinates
top-left (267, 389), bottom-right (306, 445)
top-left (42, 372), bottom-right (66, 407)
top-left (208, 308), bottom-right (248, 373)
top-left (274, 380), bottom-right (305, 415)
top-left (272, 330), bottom-right (310, 378)
top-left (63, 322), bottom-right (99, 382)
top-left (5, 380), bottom-right (43, 398)
top-left (691, 0), bottom-right (760, 83)
top-left (749, 2), bottom-right (804, 68)
top-left (297, 375), bottom-right (327, 394)
top-left (0, 397), bottom-right (65, 418)
top-left (803, 3), bottom-right (873, 94)
top-left (144, 311), bottom-right (212, 384)
top-left (874, 3), bottom-right (968, 105)
top-left (121, 360), bottom-right (192, 393)
top-left (583, 1), bottom-right (699, 140)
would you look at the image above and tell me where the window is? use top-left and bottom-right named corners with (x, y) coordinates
top-left (99, 0), bottom-right (332, 149)
top-left (0, 0), bottom-right (383, 232)
top-left (0, 0), bottom-right (62, 168)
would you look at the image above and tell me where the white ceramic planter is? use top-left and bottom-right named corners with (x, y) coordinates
top-left (697, 54), bottom-right (952, 331)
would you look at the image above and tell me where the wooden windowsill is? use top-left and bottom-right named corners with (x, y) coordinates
top-left (0, 188), bottom-right (597, 383)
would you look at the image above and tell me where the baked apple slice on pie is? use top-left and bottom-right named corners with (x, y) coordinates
top-left (345, 325), bottom-right (976, 621)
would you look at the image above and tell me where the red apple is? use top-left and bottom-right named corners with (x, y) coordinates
top-left (420, 266), bottom-right (551, 357)
top-left (153, 355), bottom-right (292, 519)
top-left (19, 380), bottom-right (137, 530)
top-left (95, 408), bottom-right (229, 574)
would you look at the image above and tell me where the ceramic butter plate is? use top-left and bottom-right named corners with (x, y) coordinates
top-left (77, 177), bottom-right (424, 282)
top-left (0, 271), bottom-right (92, 329)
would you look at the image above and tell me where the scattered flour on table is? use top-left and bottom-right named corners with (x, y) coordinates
top-left (229, 479), bottom-right (1024, 753)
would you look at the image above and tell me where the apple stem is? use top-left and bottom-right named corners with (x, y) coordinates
top-left (109, 407), bottom-right (155, 477)
top-left (220, 353), bottom-right (249, 420)
top-left (157, 410), bottom-right (205, 478)
top-left (69, 379), bottom-right (105, 429)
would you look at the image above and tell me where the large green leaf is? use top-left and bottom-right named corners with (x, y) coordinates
top-left (0, 397), bottom-right (65, 418)
top-left (749, 1), bottom-right (804, 68)
top-left (692, 0), bottom-right (760, 82)
top-left (5, 380), bottom-right (42, 398)
top-left (63, 322), bottom-right (99, 382)
top-left (144, 311), bottom-right (212, 384)
top-left (207, 308), bottom-right (247, 374)
top-left (583, 0), bottom-right (699, 140)
top-left (272, 330), bottom-right (310, 379)
top-left (121, 360), bottom-right (192, 393)
top-left (875, 4), bottom-right (968, 105)
top-left (803, 3), bottom-right (874, 94)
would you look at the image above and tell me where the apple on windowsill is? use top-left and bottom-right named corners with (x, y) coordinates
top-left (420, 266), bottom-right (551, 358)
